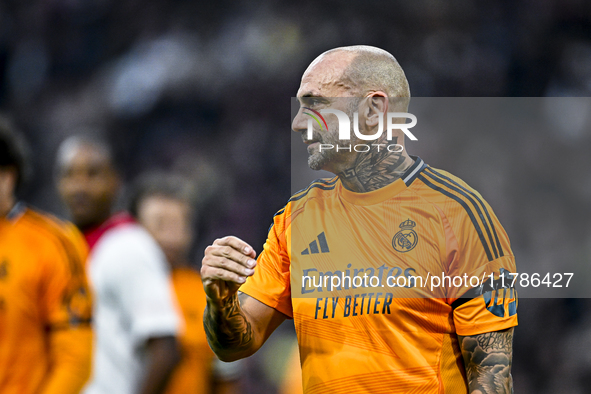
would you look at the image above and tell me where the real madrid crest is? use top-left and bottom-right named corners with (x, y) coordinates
top-left (392, 218), bottom-right (418, 252)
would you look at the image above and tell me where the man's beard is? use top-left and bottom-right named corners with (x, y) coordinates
top-left (307, 131), bottom-right (339, 171)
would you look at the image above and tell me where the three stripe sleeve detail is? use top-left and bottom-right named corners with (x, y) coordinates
top-left (418, 168), bottom-right (504, 262)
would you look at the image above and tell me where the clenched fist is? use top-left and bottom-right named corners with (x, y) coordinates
top-left (201, 236), bottom-right (257, 306)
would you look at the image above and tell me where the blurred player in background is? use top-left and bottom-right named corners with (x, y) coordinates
top-left (129, 171), bottom-right (241, 394)
top-left (0, 118), bottom-right (92, 394)
top-left (201, 46), bottom-right (518, 394)
top-left (55, 135), bottom-right (181, 394)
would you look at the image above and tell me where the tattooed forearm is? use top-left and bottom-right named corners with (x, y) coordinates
top-left (459, 328), bottom-right (514, 394)
top-left (338, 137), bottom-right (415, 192)
top-left (204, 292), bottom-right (254, 358)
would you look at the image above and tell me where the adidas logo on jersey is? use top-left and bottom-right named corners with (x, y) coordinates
top-left (301, 232), bottom-right (330, 255)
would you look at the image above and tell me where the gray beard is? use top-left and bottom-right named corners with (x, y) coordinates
top-left (308, 149), bottom-right (333, 171)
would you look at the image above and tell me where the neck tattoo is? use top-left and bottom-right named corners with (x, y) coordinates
top-left (337, 138), bottom-right (415, 193)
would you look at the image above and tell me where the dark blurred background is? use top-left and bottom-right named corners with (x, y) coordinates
top-left (2, 0), bottom-right (591, 392)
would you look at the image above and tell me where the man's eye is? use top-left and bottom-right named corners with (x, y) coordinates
top-left (303, 98), bottom-right (323, 109)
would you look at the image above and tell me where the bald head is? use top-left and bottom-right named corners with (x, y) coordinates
top-left (294, 46), bottom-right (414, 177)
top-left (303, 45), bottom-right (410, 98)
top-left (56, 135), bottom-right (115, 170)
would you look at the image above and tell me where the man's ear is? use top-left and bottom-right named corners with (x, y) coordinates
top-left (364, 93), bottom-right (388, 128)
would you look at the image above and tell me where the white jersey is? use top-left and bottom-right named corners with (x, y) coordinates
top-left (84, 223), bottom-right (180, 394)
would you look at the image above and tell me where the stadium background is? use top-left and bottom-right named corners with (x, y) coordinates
top-left (1, 0), bottom-right (591, 392)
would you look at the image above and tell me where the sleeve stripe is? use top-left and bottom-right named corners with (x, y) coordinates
top-left (425, 168), bottom-right (504, 258)
top-left (421, 170), bottom-right (498, 260)
top-left (418, 174), bottom-right (494, 262)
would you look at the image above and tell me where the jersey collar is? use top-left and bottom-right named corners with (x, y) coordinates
top-left (402, 156), bottom-right (427, 186)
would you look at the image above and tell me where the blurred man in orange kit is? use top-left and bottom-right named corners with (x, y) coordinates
top-left (0, 118), bottom-right (93, 394)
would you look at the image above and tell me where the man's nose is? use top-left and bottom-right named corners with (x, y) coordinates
top-left (67, 173), bottom-right (91, 191)
top-left (292, 107), bottom-right (307, 134)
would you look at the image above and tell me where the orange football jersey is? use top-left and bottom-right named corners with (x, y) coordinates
top-left (240, 157), bottom-right (517, 394)
top-left (0, 204), bottom-right (92, 394)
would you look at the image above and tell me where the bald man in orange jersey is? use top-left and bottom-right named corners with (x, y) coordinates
top-left (201, 46), bottom-right (517, 394)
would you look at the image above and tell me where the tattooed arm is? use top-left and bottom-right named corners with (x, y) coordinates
top-left (201, 236), bottom-right (286, 361)
top-left (458, 328), bottom-right (514, 394)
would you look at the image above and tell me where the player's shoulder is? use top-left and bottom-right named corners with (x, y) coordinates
top-left (274, 177), bottom-right (338, 219)
top-left (265, 177), bottom-right (338, 234)
top-left (287, 177), bottom-right (338, 206)
top-left (16, 205), bottom-right (87, 274)
top-left (414, 165), bottom-right (491, 209)
top-left (413, 165), bottom-right (512, 262)
top-left (19, 204), bottom-right (83, 246)
top-left (21, 204), bottom-right (69, 232)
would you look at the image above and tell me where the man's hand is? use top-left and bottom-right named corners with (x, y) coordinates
top-left (201, 236), bottom-right (287, 362)
top-left (201, 236), bottom-right (258, 361)
top-left (201, 236), bottom-right (257, 306)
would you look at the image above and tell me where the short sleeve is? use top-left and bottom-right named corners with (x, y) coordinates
top-left (453, 277), bottom-right (518, 336)
top-left (240, 205), bottom-right (293, 318)
top-left (443, 192), bottom-right (518, 336)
